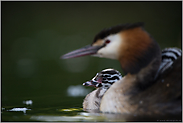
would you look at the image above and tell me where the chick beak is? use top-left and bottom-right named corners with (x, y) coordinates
top-left (61, 45), bottom-right (102, 59)
top-left (83, 80), bottom-right (100, 88)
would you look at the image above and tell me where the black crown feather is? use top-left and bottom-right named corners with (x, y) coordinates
top-left (92, 22), bottom-right (145, 44)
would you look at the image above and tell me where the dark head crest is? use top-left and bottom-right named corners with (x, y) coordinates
top-left (92, 22), bottom-right (145, 44)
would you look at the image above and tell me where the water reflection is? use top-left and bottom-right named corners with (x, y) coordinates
top-left (60, 108), bottom-right (83, 111)
top-left (30, 115), bottom-right (95, 122)
top-left (30, 108), bottom-right (106, 122)
top-left (23, 100), bottom-right (33, 105)
top-left (2, 106), bottom-right (181, 122)
top-left (67, 85), bottom-right (92, 97)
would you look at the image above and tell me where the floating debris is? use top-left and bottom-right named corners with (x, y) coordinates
top-left (7, 108), bottom-right (31, 114)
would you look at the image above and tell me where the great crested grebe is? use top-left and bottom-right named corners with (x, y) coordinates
top-left (61, 23), bottom-right (181, 116)
top-left (82, 48), bottom-right (181, 112)
top-left (83, 68), bottom-right (122, 110)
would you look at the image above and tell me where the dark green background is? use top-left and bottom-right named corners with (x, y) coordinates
top-left (2, 1), bottom-right (182, 121)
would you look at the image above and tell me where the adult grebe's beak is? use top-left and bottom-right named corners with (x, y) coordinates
top-left (61, 45), bottom-right (102, 59)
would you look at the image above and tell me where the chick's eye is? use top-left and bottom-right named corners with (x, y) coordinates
top-left (96, 77), bottom-right (103, 82)
top-left (105, 40), bottom-right (111, 44)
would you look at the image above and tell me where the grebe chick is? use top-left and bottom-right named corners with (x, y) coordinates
top-left (83, 68), bottom-right (122, 110)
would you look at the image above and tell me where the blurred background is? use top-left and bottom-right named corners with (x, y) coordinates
top-left (2, 1), bottom-right (182, 121)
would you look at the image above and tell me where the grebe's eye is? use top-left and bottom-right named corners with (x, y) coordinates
top-left (105, 40), bottom-right (111, 44)
top-left (96, 76), bottom-right (103, 82)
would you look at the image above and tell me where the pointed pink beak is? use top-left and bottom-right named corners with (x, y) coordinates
top-left (61, 45), bottom-right (102, 59)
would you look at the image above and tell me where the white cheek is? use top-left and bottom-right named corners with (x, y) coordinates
top-left (97, 47), bottom-right (118, 59)
top-left (97, 34), bottom-right (122, 59)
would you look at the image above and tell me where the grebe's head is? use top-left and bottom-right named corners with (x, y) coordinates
top-left (83, 68), bottom-right (122, 89)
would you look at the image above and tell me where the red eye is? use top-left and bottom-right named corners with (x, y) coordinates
top-left (96, 77), bottom-right (103, 83)
top-left (105, 40), bottom-right (111, 44)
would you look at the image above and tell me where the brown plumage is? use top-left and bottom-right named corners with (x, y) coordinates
top-left (61, 23), bottom-right (181, 119)
top-left (100, 56), bottom-right (181, 115)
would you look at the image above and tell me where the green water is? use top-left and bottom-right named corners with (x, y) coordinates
top-left (2, 1), bottom-right (181, 122)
